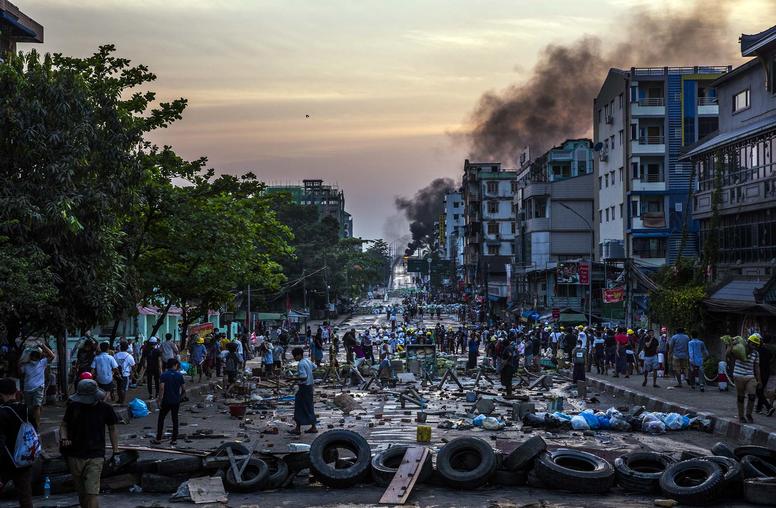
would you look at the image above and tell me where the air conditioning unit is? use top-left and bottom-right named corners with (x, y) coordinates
top-left (606, 115), bottom-right (614, 124)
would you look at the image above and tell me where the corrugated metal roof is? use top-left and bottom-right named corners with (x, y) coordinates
top-left (710, 279), bottom-right (768, 303)
top-left (680, 115), bottom-right (776, 159)
top-left (741, 25), bottom-right (776, 56)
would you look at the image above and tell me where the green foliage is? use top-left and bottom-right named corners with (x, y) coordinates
top-left (648, 259), bottom-right (707, 331)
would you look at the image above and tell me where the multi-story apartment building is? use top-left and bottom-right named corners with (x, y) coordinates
top-left (683, 25), bottom-right (776, 277)
top-left (266, 179), bottom-right (353, 238)
top-left (462, 161), bottom-right (517, 302)
top-left (594, 65), bottom-right (730, 266)
top-left (442, 191), bottom-right (465, 271)
top-left (0, 1), bottom-right (43, 56)
top-left (513, 139), bottom-right (596, 316)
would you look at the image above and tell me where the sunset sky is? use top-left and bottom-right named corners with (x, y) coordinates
top-left (23, 0), bottom-right (770, 240)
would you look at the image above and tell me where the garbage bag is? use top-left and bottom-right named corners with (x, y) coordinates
top-left (551, 412), bottom-right (572, 421)
top-left (605, 407), bottom-right (623, 419)
top-left (473, 414), bottom-right (486, 426)
top-left (482, 417), bottom-right (505, 430)
top-left (731, 340), bottom-right (747, 362)
top-left (595, 415), bottom-right (611, 429)
top-left (128, 398), bottom-right (149, 418)
top-left (609, 416), bottom-right (631, 431)
top-left (581, 411), bottom-right (600, 429)
top-left (571, 415), bottom-right (590, 430)
top-left (643, 420), bottom-right (666, 434)
top-left (522, 413), bottom-right (547, 427)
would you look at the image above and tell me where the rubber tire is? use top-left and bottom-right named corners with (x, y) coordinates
top-left (128, 458), bottom-right (160, 474)
top-left (436, 437), bottom-right (497, 490)
top-left (502, 436), bottom-right (547, 471)
top-left (263, 456), bottom-right (289, 490)
top-left (309, 430), bottom-right (372, 488)
top-left (710, 442), bottom-right (736, 460)
top-left (223, 458), bottom-right (269, 493)
top-left (283, 451), bottom-right (311, 472)
top-left (744, 477), bottom-right (776, 505)
top-left (614, 451), bottom-right (675, 494)
top-left (156, 456), bottom-right (203, 475)
top-left (534, 449), bottom-right (615, 494)
top-left (735, 445), bottom-right (776, 464)
top-left (370, 446), bottom-right (433, 488)
top-left (659, 459), bottom-right (724, 506)
top-left (491, 469), bottom-right (528, 486)
top-left (741, 455), bottom-right (776, 479)
top-left (701, 456), bottom-right (743, 495)
top-left (214, 441), bottom-right (251, 458)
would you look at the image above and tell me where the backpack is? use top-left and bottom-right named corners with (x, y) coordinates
top-left (225, 352), bottom-right (240, 372)
top-left (3, 406), bottom-right (40, 468)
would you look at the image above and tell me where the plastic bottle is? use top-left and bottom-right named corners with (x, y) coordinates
top-left (43, 476), bottom-right (51, 499)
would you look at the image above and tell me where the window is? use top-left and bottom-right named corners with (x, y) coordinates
top-left (610, 170), bottom-right (615, 185)
top-left (631, 124), bottom-right (637, 140)
top-left (620, 203), bottom-right (624, 218)
top-left (599, 176), bottom-right (602, 190)
top-left (552, 164), bottom-right (572, 179)
top-left (645, 163), bottom-right (661, 182)
top-left (632, 238), bottom-right (667, 258)
top-left (510, 181), bottom-right (518, 193)
top-left (631, 162), bottom-right (640, 179)
top-left (610, 135), bottom-right (615, 148)
top-left (487, 221), bottom-right (498, 235)
top-left (486, 181), bottom-right (498, 193)
top-left (487, 244), bottom-right (499, 256)
top-left (604, 103), bottom-right (609, 118)
top-left (698, 117), bottom-right (718, 140)
top-left (533, 198), bottom-right (547, 218)
top-left (619, 167), bottom-right (623, 182)
top-left (618, 93), bottom-right (624, 109)
top-left (511, 222), bottom-right (516, 234)
top-left (641, 197), bottom-right (663, 214)
top-left (631, 199), bottom-right (639, 217)
top-left (453, 214), bottom-right (459, 220)
top-left (605, 208), bottom-right (610, 221)
top-left (454, 201), bottom-right (461, 208)
top-left (611, 206), bottom-right (616, 219)
top-left (604, 138), bottom-right (609, 151)
top-left (599, 210), bottom-right (603, 223)
top-left (605, 173), bottom-right (609, 187)
top-left (578, 160), bottom-right (587, 174)
top-left (733, 89), bottom-right (750, 113)
top-left (487, 201), bottom-right (499, 214)
top-left (598, 108), bottom-right (602, 124)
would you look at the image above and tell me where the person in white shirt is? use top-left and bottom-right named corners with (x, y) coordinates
top-left (113, 342), bottom-right (136, 404)
top-left (288, 347), bottom-right (317, 435)
top-left (91, 342), bottom-right (120, 400)
top-left (19, 343), bottom-right (55, 427)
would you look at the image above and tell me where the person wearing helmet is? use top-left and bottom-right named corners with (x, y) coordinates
top-left (668, 328), bottom-right (691, 388)
top-left (730, 334), bottom-right (762, 422)
top-left (189, 336), bottom-right (207, 383)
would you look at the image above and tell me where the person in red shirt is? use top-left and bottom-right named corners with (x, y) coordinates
top-left (613, 328), bottom-right (629, 378)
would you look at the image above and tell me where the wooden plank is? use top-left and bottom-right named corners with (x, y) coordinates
top-left (113, 445), bottom-right (208, 457)
top-left (379, 446), bottom-right (429, 505)
top-left (187, 476), bottom-right (228, 504)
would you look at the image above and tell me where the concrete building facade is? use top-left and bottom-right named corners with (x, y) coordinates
top-left (266, 179), bottom-right (353, 238)
top-left (441, 191), bottom-right (465, 270)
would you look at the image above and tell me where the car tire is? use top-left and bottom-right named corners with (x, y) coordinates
top-left (614, 451), bottom-right (675, 493)
top-left (502, 436), bottom-right (547, 471)
top-left (701, 456), bottom-right (743, 495)
top-left (309, 430), bottom-right (372, 488)
top-left (214, 442), bottom-right (251, 458)
top-left (744, 477), bottom-right (776, 505)
top-left (741, 455), bottom-right (776, 479)
top-left (223, 458), bottom-right (269, 493)
top-left (534, 448), bottom-right (615, 494)
top-left (491, 468), bottom-right (528, 486)
top-left (262, 456), bottom-right (289, 490)
top-left (156, 456), bottom-right (203, 475)
top-left (659, 459), bottom-right (724, 505)
top-left (735, 445), bottom-right (776, 464)
top-left (436, 437), bottom-right (497, 490)
top-left (710, 442), bottom-right (736, 460)
top-left (371, 446), bottom-right (433, 488)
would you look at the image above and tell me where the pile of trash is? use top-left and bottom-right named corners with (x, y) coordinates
top-left (522, 406), bottom-right (712, 434)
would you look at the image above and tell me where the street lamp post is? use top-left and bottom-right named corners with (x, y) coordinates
top-left (558, 202), bottom-right (594, 327)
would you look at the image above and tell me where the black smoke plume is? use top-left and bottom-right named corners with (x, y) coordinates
top-left (395, 178), bottom-right (456, 255)
top-left (466, 0), bottom-right (744, 162)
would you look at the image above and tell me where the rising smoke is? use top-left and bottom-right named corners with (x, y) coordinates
top-left (395, 178), bottom-right (456, 255)
top-left (466, 0), bottom-right (743, 162)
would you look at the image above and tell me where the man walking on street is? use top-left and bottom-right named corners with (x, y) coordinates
top-left (641, 329), bottom-right (660, 388)
top-left (113, 343), bottom-right (135, 404)
top-left (142, 337), bottom-right (162, 398)
top-left (152, 359), bottom-right (185, 446)
top-left (288, 347), bottom-right (317, 435)
top-left (688, 333), bottom-right (709, 391)
top-left (91, 342), bottom-right (119, 401)
top-left (160, 333), bottom-right (178, 364)
top-left (60, 379), bottom-right (119, 508)
top-left (0, 378), bottom-right (34, 508)
top-left (668, 328), bottom-right (691, 388)
top-left (571, 339), bottom-right (587, 384)
top-left (730, 334), bottom-right (761, 423)
top-left (19, 344), bottom-right (54, 428)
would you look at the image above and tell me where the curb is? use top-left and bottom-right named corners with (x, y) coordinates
top-left (586, 377), bottom-right (776, 449)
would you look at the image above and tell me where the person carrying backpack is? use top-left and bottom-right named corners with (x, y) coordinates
top-left (0, 377), bottom-right (38, 508)
top-left (222, 343), bottom-right (241, 386)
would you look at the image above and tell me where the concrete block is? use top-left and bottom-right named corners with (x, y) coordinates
top-left (740, 424), bottom-right (756, 443)
top-left (726, 420), bottom-right (742, 439)
top-left (475, 397), bottom-right (496, 415)
top-left (513, 402), bottom-right (536, 420)
top-left (713, 418), bottom-right (729, 437)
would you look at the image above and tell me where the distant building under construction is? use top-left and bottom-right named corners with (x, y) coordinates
top-left (266, 179), bottom-right (353, 238)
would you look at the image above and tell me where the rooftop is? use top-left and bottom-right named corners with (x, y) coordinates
top-left (741, 24), bottom-right (776, 57)
top-left (0, 0), bottom-right (43, 43)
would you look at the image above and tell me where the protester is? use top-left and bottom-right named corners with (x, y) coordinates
top-left (91, 342), bottom-right (119, 401)
top-left (72, 339), bottom-right (96, 393)
top-left (113, 342), bottom-right (135, 404)
top-left (688, 333), bottom-right (709, 391)
top-left (222, 342), bottom-right (241, 387)
top-left (467, 333), bottom-right (479, 371)
top-left (613, 327), bottom-right (629, 378)
top-left (190, 337), bottom-right (206, 383)
top-left (160, 333), bottom-right (179, 364)
top-left (641, 329), bottom-right (660, 388)
top-left (668, 327), bottom-right (691, 388)
top-left (500, 339), bottom-right (517, 398)
top-left (730, 334), bottom-right (761, 423)
top-left (152, 359), bottom-right (185, 446)
top-left (19, 344), bottom-right (54, 428)
top-left (60, 379), bottom-right (119, 508)
top-left (288, 347), bottom-right (317, 435)
top-left (571, 338), bottom-right (587, 384)
top-left (141, 337), bottom-right (162, 398)
top-left (0, 378), bottom-right (34, 508)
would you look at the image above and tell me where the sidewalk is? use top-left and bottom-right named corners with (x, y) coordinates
top-left (587, 371), bottom-right (776, 448)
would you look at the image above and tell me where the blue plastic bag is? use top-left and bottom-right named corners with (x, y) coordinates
top-left (581, 411), bottom-right (599, 429)
top-left (128, 398), bottom-right (149, 418)
top-left (473, 414), bottom-right (486, 426)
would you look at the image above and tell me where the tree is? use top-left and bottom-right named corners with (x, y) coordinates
top-left (647, 258), bottom-right (706, 332)
top-left (0, 46), bottom-right (185, 392)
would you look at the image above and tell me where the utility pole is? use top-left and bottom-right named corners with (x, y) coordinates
top-left (324, 263), bottom-right (331, 319)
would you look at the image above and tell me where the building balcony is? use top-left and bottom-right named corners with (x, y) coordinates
top-left (631, 178), bottom-right (666, 192)
top-left (697, 96), bottom-right (719, 116)
top-left (632, 136), bottom-right (665, 155)
top-left (694, 170), bottom-right (776, 219)
top-left (525, 217), bottom-right (550, 233)
top-left (631, 98), bottom-right (665, 117)
top-left (632, 212), bottom-right (666, 229)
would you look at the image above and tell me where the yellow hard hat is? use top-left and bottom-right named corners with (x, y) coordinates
top-left (426, 331), bottom-right (432, 335)
top-left (627, 329), bottom-right (635, 335)
top-left (196, 337), bottom-right (205, 344)
top-left (748, 334), bottom-right (762, 346)
top-left (576, 325), bottom-right (584, 330)
top-left (560, 326), bottom-right (565, 331)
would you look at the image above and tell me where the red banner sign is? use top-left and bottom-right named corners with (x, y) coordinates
top-left (552, 308), bottom-right (560, 320)
top-left (602, 287), bottom-right (625, 304)
top-left (578, 262), bottom-right (590, 285)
